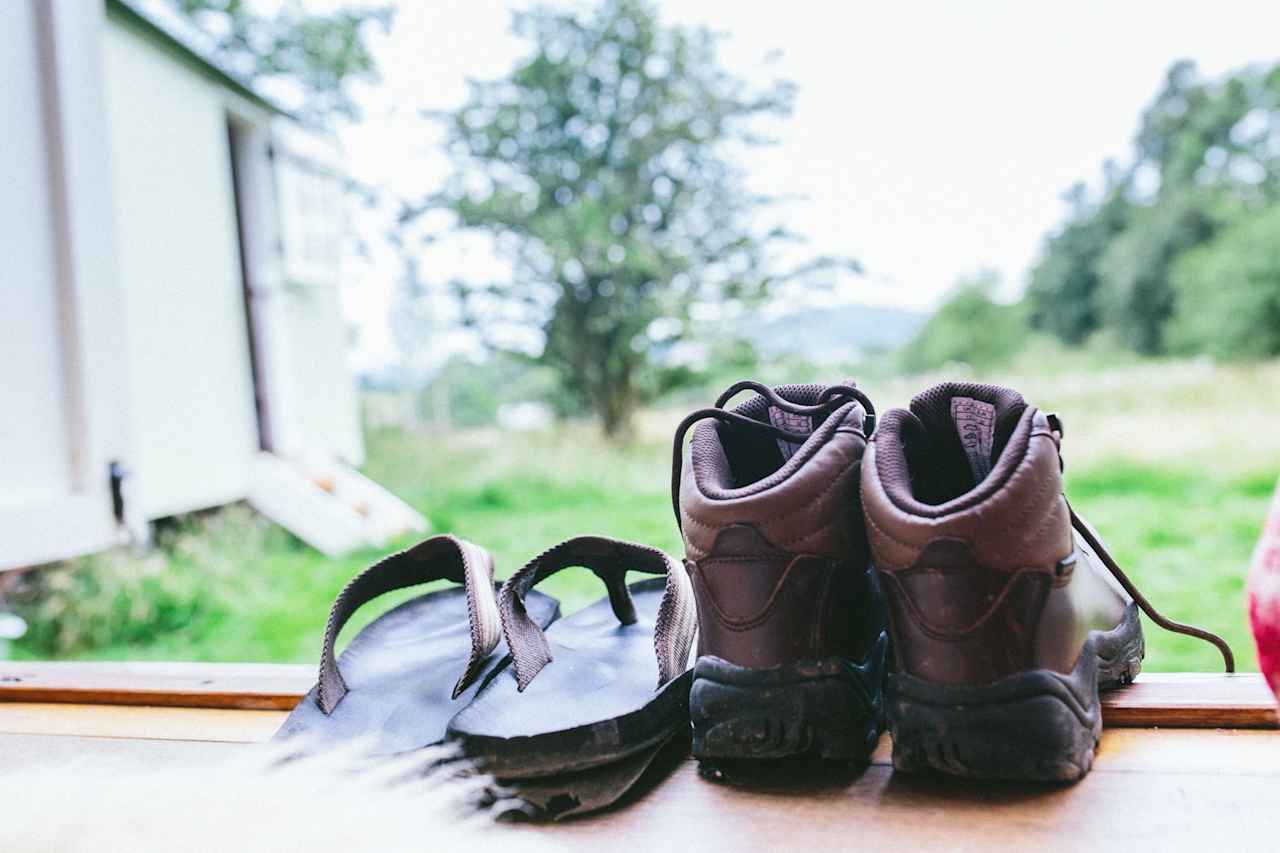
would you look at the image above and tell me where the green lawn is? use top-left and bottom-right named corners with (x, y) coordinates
top-left (12, 358), bottom-right (1279, 673)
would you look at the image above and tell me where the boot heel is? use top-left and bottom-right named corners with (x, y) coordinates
top-left (887, 666), bottom-right (1101, 782)
top-left (887, 605), bottom-right (1145, 782)
top-left (689, 634), bottom-right (887, 767)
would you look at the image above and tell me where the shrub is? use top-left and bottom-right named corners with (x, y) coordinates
top-left (899, 273), bottom-right (1028, 373)
top-left (10, 504), bottom-right (281, 656)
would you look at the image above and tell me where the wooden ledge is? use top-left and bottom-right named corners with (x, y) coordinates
top-left (3, 714), bottom-right (1278, 850)
top-left (0, 661), bottom-right (1275, 728)
top-left (0, 661), bottom-right (314, 711)
top-left (1099, 672), bottom-right (1277, 728)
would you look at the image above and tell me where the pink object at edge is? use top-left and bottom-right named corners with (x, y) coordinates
top-left (1246, 478), bottom-right (1280, 703)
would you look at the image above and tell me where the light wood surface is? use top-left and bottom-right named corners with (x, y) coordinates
top-left (2, 661), bottom-right (1276, 728)
top-left (1100, 671), bottom-right (1278, 728)
top-left (1, 702), bottom-right (1278, 852)
top-left (0, 701), bottom-right (287, 742)
top-left (542, 738), bottom-right (1280, 852)
top-left (0, 661), bottom-right (313, 709)
top-left (4, 657), bottom-right (1276, 849)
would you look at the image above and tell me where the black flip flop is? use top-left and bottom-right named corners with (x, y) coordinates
top-left (446, 536), bottom-right (698, 802)
top-left (276, 534), bottom-right (559, 754)
top-left (509, 727), bottom-right (689, 820)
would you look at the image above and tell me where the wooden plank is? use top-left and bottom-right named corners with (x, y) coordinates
top-left (869, 725), bottom-right (1280, 773)
top-left (0, 702), bottom-right (287, 742)
top-left (1099, 672), bottom-right (1278, 728)
top-left (542, 749), bottom-right (1280, 852)
top-left (0, 732), bottom-right (255, 772)
top-left (0, 660), bottom-right (314, 710)
top-left (2, 725), bottom-right (1277, 851)
top-left (2, 662), bottom-right (1275, 727)
top-left (1, 697), bottom-right (1275, 774)
top-left (868, 727), bottom-right (1280, 774)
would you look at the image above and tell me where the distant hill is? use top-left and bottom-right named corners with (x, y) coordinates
top-left (752, 304), bottom-right (926, 363)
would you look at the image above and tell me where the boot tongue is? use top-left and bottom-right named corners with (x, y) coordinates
top-left (766, 406), bottom-right (813, 462)
top-left (761, 379), bottom-right (860, 462)
top-left (909, 383), bottom-right (1028, 489)
top-left (950, 397), bottom-right (997, 483)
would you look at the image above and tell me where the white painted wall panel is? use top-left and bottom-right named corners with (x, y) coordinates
top-left (102, 20), bottom-right (259, 518)
top-left (2, 1), bottom-right (133, 569)
top-left (269, 140), bottom-right (364, 465)
top-left (282, 286), bottom-right (365, 465)
top-left (0, 3), bottom-right (74, 509)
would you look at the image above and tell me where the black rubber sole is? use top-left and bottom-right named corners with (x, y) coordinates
top-left (450, 671), bottom-right (691, 779)
top-left (888, 602), bottom-right (1145, 782)
top-left (497, 728), bottom-right (690, 821)
top-left (689, 631), bottom-right (888, 771)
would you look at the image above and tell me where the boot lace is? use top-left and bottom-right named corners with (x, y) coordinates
top-left (1047, 414), bottom-right (1235, 672)
top-left (670, 380), bottom-right (874, 532)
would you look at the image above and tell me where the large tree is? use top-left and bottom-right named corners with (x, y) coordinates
top-left (420, 0), bottom-right (852, 437)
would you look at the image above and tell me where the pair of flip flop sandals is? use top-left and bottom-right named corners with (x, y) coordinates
top-left (275, 534), bottom-right (697, 819)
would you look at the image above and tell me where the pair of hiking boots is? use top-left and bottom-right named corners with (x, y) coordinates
top-left (676, 379), bottom-right (1234, 782)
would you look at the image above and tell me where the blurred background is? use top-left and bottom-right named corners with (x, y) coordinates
top-left (2, 0), bottom-right (1278, 672)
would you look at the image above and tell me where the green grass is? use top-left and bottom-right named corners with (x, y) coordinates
top-left (11, 358), bottom-right (1279, 673)
top-left (1064, 463), bottom-right (1268, 670)
top-left (358, 425), bottom-right (683, 615)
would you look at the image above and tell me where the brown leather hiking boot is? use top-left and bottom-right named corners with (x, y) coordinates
top-left (861, 381), bottom-right (1234, 781)
top-left (672, 381), bottom-right (889, 769)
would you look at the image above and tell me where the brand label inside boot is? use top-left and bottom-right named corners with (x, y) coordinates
top-left (768, 407), bottom-right (812, 462)
top-left (951, 397), bottom-right (996, 483)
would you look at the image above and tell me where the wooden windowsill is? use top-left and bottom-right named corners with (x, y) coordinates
top-left (2, 663), bottom-right (1278, 849)
top-left (0, 660), bottom-right (1275, 728)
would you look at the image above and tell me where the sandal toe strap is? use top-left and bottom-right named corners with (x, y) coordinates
top-left (317, 534), bottom-right (500, 714)
top-left (500, 536), bottom-right (696, 692)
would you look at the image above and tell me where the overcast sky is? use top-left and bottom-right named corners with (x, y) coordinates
top-left (337, 1), bottom-right (1280, 370)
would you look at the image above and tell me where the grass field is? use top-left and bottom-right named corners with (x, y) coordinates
top-left (12, 357), bottom-right (1279, 673)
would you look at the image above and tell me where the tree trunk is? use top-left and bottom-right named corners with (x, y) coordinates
top-left (597, 368), bottom-right (637, 442)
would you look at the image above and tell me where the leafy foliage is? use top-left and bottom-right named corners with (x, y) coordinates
top-left (1026, 59), bottom-right (1280, 358)
top-left (168, 0), bottom-right (390, 121)
top-left (1026, 181), bottom-right (1128, 345)
top-left (1133, 60), bottom-right (1280, 195)
top-left (899, 272), bottom-right (1027, 373)
top-left (1095, 189), bottom-right (1220, 353)
top-left (422, 0), bottom-right (854, 436)
top-left (10, 506), bottom-right (280, 656)
top-left (1168, 203), bottom-right (1280, 358)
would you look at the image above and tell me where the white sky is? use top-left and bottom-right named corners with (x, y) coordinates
top-left (337, 1), bottom-right (1280, 371)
